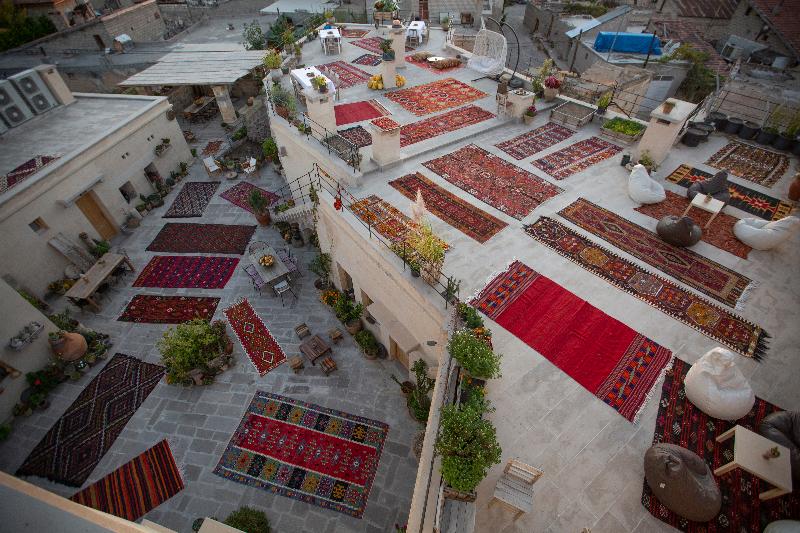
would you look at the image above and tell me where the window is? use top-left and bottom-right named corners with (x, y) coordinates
top-left (119, 181), bottom-right (137, 203)
top-left (29, 217), bottom-right (48, 234)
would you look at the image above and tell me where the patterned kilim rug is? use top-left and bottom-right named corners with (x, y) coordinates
top-left (471, 261), bottom-right (672, 422)
top-left (1, 155), bottom-right (60, 194)
top-left (559, 199), bottom-right (755, 308)
top-left (352, 53), bottom-right (382, 66)
top-left (350, 195), bottom-right (449, 251)
top-left (665, 164), bottom-right (794, 221)
top-left (635, 191), bottom-right (751, 259)
top-left (405, 55), bottom-right (463, 74)
top-left (334, 99), bottom-right (390, 126)
top-left (133, 256), bottom-right (238, 289)
top-left (525, 218), bottom-right (769, 360)
top-left (706, 140), bottom-right (789, 187)
top-left (318, 61), bottom-right (372, 89)
top-left (495, 122), bottom-right (575, 160)
top-left (16, 354), bottom-right (165, 486)
top-left (389, 172), bottom-right (507, 243)
top-left (202, 140), bottom-right (224, 156)
top-left (214, 391), bottom-right (389, 518)
top-left (70, 440), bottom-right (183, 521)
top-left (400, 105), bottom-right (495, 147)
top-left (341, 27), bottom-right (370, 38)
top-left (146, 223), bottom-right (256, 255)
top-left (350, 36), bottom-right (412, 54)
top-left (224, 299), bottom-right (286, 376)
top-left (386, 78), bottom-right (487, 116)
top-left (118, 295), bottom-right (220, 324)
top-left (641, 358), bottom-right (800, 531)
top-left (531, 136), bottom-right (622, 179)
top-left (422, 144), bottom-right (564, 220)
top-left (220, 181), bottom-right (279, 214)
top-left (163, 181), bottom-right (220, 218)
top-left (338, 125), bottom-right (373, 148)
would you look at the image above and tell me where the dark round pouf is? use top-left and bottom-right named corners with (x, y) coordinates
top-left (657, 216), bottom-right (702, 247)
top-left (759, 411), bottom-right (800, 485)
top-left (644, 443), bottom-right (722, 522)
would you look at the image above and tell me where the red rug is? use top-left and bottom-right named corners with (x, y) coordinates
top-left (405, 55), bottom-right (463, 74)
top-left (118, 295), bottom-right (220, 324)
top-left (706, 140), bottom-right (789, 187)
top-left (471, 261), bottom-right (672, 422)
top-left (214, 391), bottom-right (389, 518)
top-left (495, 122), bottom-right (575, 160)
top-left (2, 154), bottom-right (59, 194)
top-left (220, 181), bottom-right (279, 214)
top-left (202, 140), bottom-right (224, 156)
top-left (350, 36), bottom-right (411, 54)
top-left (389, 172), bottom-right (507, 243)
top-left (525, 217), bottom-right (770, 360)
top-left (642, 358), bottom-right (800, 531)
top-left (341, 27), bottom-right (370, 38)
top-left (635, 191), bottom-right (751, 259)
top-left (146, 223), bottom-right (256, 254)
top-left (133, 256), bottom-right (238, 289)
top-left (560, 199), bottom-right (754, 308)
top-left (70, 440), bottom-right (183, 521)
top-left (338, 125), bottom-right (372, 148)
top-left (318, 61), bottom-right (372, 89)
top-left (352, 53), bottom-right (382, 66)
top-left (386, 77), bottom-right (488, 116)
top-left (334, 99), bottom-right (389, 126)
top-left (422, 144), bottom-right (563, 220)
top-left (224, 299), bottom-right (286, 376)
top-left (163, 181), bottom-right (220, 218)
top-left (400, 105), bottom-right (495, 147)
top-left (531, 136), bottom-right (622, 179)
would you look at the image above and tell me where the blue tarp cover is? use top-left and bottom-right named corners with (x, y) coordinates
top-left (593, 32), bottom-right (662, 55)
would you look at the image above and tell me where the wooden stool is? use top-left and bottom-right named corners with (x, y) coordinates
top-left (289, 356), bottom-right (304, 374)
top-left (320, 356), bottom-right (337, 375)
top-left (295, 323), bottom-right (311, 339)
top-left (328, 328), bottom-right (343, 344)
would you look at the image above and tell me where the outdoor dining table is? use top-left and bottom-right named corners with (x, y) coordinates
top-left (407, 21), bottom-right (426, 44)
top-left (290, 66), bottom-right (336, 94)
top-left (249, 245), bottom-right (290, 289)
top-left (65, 253), bottom-right (134, 311)
top-left (319, 28), bottom-right (342, 54)
top-left (300, 334), bottom-right (332, 365)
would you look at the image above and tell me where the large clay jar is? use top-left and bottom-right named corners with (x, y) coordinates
top-left (52, 332), bottom-right (88, 362)
top-left (789, 174), bottom-right (800, 202)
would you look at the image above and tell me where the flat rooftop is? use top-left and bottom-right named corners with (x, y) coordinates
top-left (118, 50), bottom-right (268, 87)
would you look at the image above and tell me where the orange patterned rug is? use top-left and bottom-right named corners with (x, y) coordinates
top-left (385, 78), bottom-right (487, 116)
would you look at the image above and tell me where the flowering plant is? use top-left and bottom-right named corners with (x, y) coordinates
top-left (544, 75), bottom-right (561, 89)
top-left (321, 290), bottom-right (339, 306)
top-left (524, 105), bottom-right (536, 117)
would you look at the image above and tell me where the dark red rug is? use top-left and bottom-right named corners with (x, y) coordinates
top-left (214, 391), bottom-right (389, 518)
top-left (16, 354), bottom-right (165, 486)
top-left (531, 136), bottom-right (622, 179)
top-left (422, 144), bottom-right (563, 220)
top-left (132, 256), bottom-right (238, 289)
top-left (338, 125), bottom-right (373, 148)
top-left (386, 77), bottom-right (487, 116)
top-left (70, 440), bottom-right (183, 521)
top-left (495, 122), bottom-right (575, 160)
top-left (146, 223), bottom-right (256, 254)
top-left (319, 61), bottom-right (372, 89)
top-left (224, 299), bottom-right (286, 376)
top-left (642, 358), bottom-right (800, 531)
top-left (525, 217), bottom-right (770, 360)
top-left (350, 36), bottom-right (411, 54)
top-left (2, 154), bottom-right (59, 193)
top-left (220, 181), bottom-right (279, 214)
top-left (471, 261), bottom-right (672, 422)
top-left (352, 53), bottom-right (382, 66)
top-left (389, 172), bottom-right (507, 243)
top-left (118, 295), bottom-right (220, 324)
top-left (163, 181), bottom-right (220, 218)
top-left (334, 100), bottom-right (389, 126)
top-left (400, 105), bottom-right (495, 147)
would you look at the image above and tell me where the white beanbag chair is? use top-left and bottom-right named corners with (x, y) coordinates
top-left (684, 348), bottom-right (755, 421)
top-left (733, 216), bottom-right (799, 250)
top-left (628, 164), bottom-right (666, 204)
top-left (764, 521), bottom-right (800, 533)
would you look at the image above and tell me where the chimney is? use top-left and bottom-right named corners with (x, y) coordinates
top-left (33, 65), bottom-right (75, 106)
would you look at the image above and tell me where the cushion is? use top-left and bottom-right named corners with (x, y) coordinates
top-left (412, 51), bottom-right (433, 61)
top-left (687, 171), bottom-right (731, 204)
top-left (656, 215), bottom-right (702, 247)
top-left (684, 347), bottom-right (755, 421)
top-left (759, 411), bottom-right (800, 485)
top-left (733, 216), bottom-right (800, 250)
top-left (628, 164), bottom-right (666, 204)
top-left (764, 520), bottom-right (800, 533)
top-left (431, 58), bottom-right (461, 69)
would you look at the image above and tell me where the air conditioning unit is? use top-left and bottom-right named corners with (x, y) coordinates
top-left (10, 70), bottom-right (58, 115)
top-left (0, 80), bottom-right (34, 128)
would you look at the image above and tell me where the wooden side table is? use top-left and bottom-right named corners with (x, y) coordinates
top-left (714, 425), bottom-right (792, 500)
top-left (289, 356), bottom-right (304, 374)
top-left (295, 323), bottom-right (311, 339)
top-left (682, 194), bottom-right (725, 229)
top-left (328, 328), bottom-right (343, 344)
top-left (320, 356), bottom-right (337, 375)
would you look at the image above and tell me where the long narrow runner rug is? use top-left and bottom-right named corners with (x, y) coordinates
top-left (423, 144), bottom-right (563, 220)
top-left (16, 354), bottom-right (165, 486)
top-left (495, 122), bottom-right (575, 160)
top-left (559, 199), bottom-right (754, 308)
top-left (352, 53), bottom-right (382, 66)
top-left (146, 223), bottom-right (256, 254)
top-left (531, 137), bottom-right (622, 179)
top-left (224, 299), bottom-right (286, 376)
top-left (706, 140), bottom-right (789, 187)
top-left (350, 36), bottom-right (412, 54)
top-left (118, 295), bottom-right (220, 324)
top-left (133, 256), bottom-right (238, 289)
top-left (386, 78), bottom-right (487, 116)
top-left (163, 181), bottom-right (220, 218)
top-left (70, 440), bottom-right (184, 521)
top-left (389, 172), bottom-right (507, 243)
top-left (471, 261), bottom-right (672, 422)
top-left (2, 154), bottom-right (60, 193)
top-left (665, 164), bottom-right (794, 221)
top-left (350, 195), bottom-right (449, 251)
top-left (318, 61), bottom-right (372, 89)
top-left (214, 391), bottom-right (389, 518)
top-left (400, 105), bottom-right (495, 147)
top-left (525, 217), bottom-right (769, 360)
top-left (334, 99), bottom-right (389, 126)
top-left (642, 359), bottom-right (799, 531)
top-left (634, 191), bottom-right (751, 259)
top-left (220, 181), bottom-right (279, 214)
top-left (341, 27), bottom-right (370, 38)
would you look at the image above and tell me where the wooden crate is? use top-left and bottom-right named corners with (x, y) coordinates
top-left (550, 100), bottom-right (594, 129)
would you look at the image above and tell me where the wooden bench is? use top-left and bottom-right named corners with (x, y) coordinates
top-left (289, 356), bottom-right (304, 374)
top-left (489, 460), bottom-right (543, 521)
top-left (319, 356), bottom-right (337, 376)
top-left (295, 323), bottom-right (311, 339)
top-left (328, 327), bottom-right (343, 344)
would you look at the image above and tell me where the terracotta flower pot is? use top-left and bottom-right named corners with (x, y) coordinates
top-left (51, 332), bottom-right (88, 361)
top-left (345, 319), bottom-right (362, 335)
top-left (255, 211), bottom-right (271, 226)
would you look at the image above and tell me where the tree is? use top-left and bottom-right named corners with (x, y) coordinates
top-left (0, 1), bottom-right (56, 52)
top-left (660, 44), bottom-right (718, 103)
top-left (242, 20), bottom-right (265, 50)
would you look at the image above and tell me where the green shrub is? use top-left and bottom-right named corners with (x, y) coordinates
top-left (261, 137), bottom-right (278, 162)
top-left (457, 303), bottom-right (483, 329)
top-left (354, 329), bottom-right (378, 355)
top-left (0, 423), bottom-right (11, 441)
top-left (158, 319), bottom-right (226, 384)
top-left (308, 253), bottom-right (331, 280)
top-left (223, 506), bottom-right (271, 533)
top-left (0, 3), bottom-right (56, 52)
top-left (448, 330), bottom-right (501, 379)
top-left (334, 296), bottom-right (363, 324)
top-left (408, 359), bottom-right (434, 422)
top-left (602, 117), bottom-right (645, 136)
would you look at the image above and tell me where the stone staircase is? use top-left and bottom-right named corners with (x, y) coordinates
top-left (271, 203), bottom-right (315, 225)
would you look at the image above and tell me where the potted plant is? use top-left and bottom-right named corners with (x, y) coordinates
top-left (448, 329), bottom-right (502, 379)
top-left (523, 104), bottom-right (537, 125)
top-left (223, 507), bottom-right (271, 533)
top-left (595, 92), bottom-right (612, 115)
top-left (248, 190), bottom-right (272, 225)
top-left (158, 318), bottom-right (231, 386)
top-left (408, 223), bottom-right (445, 285)
top-left (637, 150), bottom-right (657, 172)
top-left (262, 137), bottom-right (279, 164)
top-left (543, 75), bottom-right (561, 102)
top-left (312, 75), bottom-right (329, 93)
top-left (334, 296), bottom-right (364, 334)
top-left (309, 253), bottom-right (332, 290)
top-left (324, 9), bottom-right (335, 24)
top-left (294, 43), bottom-right (302, 59)
top-left (601, 117), bottom-right (646, 145)
top-left (354, 329), bottom-right (379, 359)
top-left (407, 359), bottom-right (435, 422)
top-left (48, 330), bottom-right (88, 361)
top-left (441, 16), bottom-right (451, 31)
top-left (408, 259), bottom-right (420, 278)
top-left (264, 50), bottom-right (282, 81)
top-left (380, 38), bottom-right (395, 61)
top-left (391, 374), bottom-right (416, 396)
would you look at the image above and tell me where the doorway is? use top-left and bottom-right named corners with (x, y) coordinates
top-left (390, 337), bottom-right (409, 369)
top-left (76, 191), bottom-right (117, 240)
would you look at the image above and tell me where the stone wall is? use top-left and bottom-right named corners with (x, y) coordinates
top-left (101, 0), bottom-right (166, 42)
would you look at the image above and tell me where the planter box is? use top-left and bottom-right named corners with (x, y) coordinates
top-left (550, 100), bottom-right (593, 129)
top-left (599, 125), bottom-right (645, 145)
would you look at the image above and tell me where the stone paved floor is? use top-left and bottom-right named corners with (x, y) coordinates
top-left (0, 154), bottom-right (422, 533)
